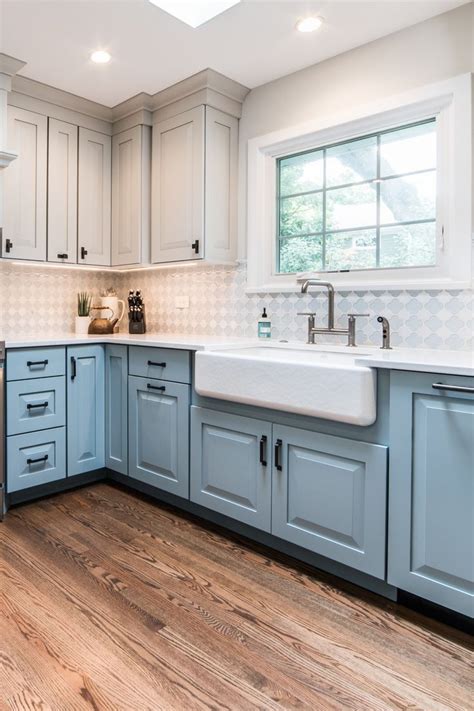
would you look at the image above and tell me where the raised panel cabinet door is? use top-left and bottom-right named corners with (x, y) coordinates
top-left (3, 106), bottom-right (47, 261)
top-left (105, 344), bottom-right (128, 474)
top-left (78, 128), bottom-right (111, 266)
top-left (204, 107), bottom-right (238, 263)
top-left (272, 425), bottom-right (387, 579)
top-left (67, 345), bottom-right (105, 476)
top-left (190, 407), bottom-right (272, 532)
top-left (151, 106), bottom-right (204, 263)
top-left (388, 372), bottom-right (474, 617)
top-left (47, 118), bottom-right (78, 264)
top-left (128, 375), bottom-right (189, 498)
top-left (112, 125), bottom-right (151, 266)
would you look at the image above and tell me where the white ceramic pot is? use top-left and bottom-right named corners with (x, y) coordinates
top-left (100, 296), bottom-right (125, 333)
top-left (75, 315), bottom-right (90, 334)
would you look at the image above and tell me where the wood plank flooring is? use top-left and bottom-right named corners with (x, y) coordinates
top-left (0, 483), bottom-right (472, 710)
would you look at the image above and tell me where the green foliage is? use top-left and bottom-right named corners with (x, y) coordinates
top-left (77, 292), bottom-right (92, 317)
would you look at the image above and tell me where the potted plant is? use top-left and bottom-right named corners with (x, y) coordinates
top-left (75, 292), bottom-right (92, 334)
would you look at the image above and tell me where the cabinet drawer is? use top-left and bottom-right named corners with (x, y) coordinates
top-left (7, 347), bottom-right (65, 381)
top-left (129, 346), bottom-right (191, 384)
top-left (7, 376), bottom-right (66, 435)
top-left (7, 427), bottom-right (66, 493)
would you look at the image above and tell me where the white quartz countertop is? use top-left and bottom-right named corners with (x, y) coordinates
top-left (2, 333), bottom-right (473, 376)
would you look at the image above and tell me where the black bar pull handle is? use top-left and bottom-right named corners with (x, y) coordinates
top-left (147, 384), bottom-right (166, 392)
top-left (80, 246), bottom-right (88, 260)
top-left (147, 360), bottom-right (167, 368)
top-left (57, 253), bottom-right (68, 259)
top-left (70, 356), bottom-right (77, 380)
top-left (259, 435), bottom-right (267, 467)
top-left (27, 359), bottom-right (48, 368)
top-left (191, 239), bottom-right (199, 254)
top-left (5, 238), bottom-right (13, 253)
top-left (27, 455), bottom-right (49, 466)
top-left (274, 439), bottom-right (283, 471)
top-left (27, 402), bottom-right (49, 410)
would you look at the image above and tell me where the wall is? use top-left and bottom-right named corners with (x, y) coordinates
top-left (0, 262), bottom-right (115, 337)
top-left (1, 5), bottom-right (473, 348)
top-left (116, 4), bottom-right (473, 351)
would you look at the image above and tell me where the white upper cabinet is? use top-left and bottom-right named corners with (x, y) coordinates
top-left (112, 125), bottom-right (151, 266)
top-left (47, 118), bottom-right (78, 264)
top-left (78, 127), bottom-right (111, 266)
top-left (152, 106), bottom-right (205, 264)
top-left (152, 105), bottom-right (238, 265)
top-left (3, 106), bottom-right (47, 261)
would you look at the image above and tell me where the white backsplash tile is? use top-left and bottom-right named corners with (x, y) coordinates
top-left (0, 263), bottom-right (115, 338)
top-left (1, 261), bottom-right (472, 351)
top-left (117, 263), bottom-right (473, 351)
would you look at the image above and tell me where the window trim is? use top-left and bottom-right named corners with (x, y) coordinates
top-left (246, 74), bottom-right (472, 293)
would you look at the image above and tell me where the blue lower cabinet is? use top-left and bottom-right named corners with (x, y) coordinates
top-left (7, 427), bottom-right (66, 492)
top-left (128, 375), bottom-right (189, 498)
top-left (388, 372), bottom-right (474, 617)
top-left (272, 425), bottom-right (387, 579)
top-left (105, 345), bottom-right (128, 475)
top-left (7, 376), bottom-right (65, 436)
top-left (190, 407), bottom-right (272, 532)
top-left (67, 345), bottom-right (105, 476)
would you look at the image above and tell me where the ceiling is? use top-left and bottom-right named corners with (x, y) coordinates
top-left (0, 0), bottom-right (469, 107)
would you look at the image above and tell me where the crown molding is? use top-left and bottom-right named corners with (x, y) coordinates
top-left (9, 66), bottom-right (249, 129)
top-left (0, 53), bottom-right (26, 78)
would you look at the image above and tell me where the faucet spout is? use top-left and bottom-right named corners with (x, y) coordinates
top-left (300, 279), bottom-right (335, 330)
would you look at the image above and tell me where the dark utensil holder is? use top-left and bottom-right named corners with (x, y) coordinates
top-left (129, 309), bottom-right (146, 334)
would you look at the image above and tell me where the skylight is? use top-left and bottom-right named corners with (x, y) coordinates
top-left (148, 0), bottom-right (241, 28)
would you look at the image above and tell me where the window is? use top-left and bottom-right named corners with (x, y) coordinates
top-left (277, 120), bottom-right (437, 274)
top-left (247, 74), bottom-right (471, 292)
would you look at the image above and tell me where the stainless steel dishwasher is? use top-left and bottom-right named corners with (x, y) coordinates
top-left (0, 341), bottom-right (4, 519)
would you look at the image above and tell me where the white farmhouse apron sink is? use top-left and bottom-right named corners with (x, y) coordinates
top-left (195, 346), bottom-right (377, 426)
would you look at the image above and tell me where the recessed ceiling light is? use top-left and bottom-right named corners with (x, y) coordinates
top-left (90, 50), bottom-right (111, 64)
top-left (296, 16), bottom-right (323, 33)
top-left (148, 0), bottom-right (241, 28)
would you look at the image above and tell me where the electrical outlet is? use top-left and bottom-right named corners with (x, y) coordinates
top-left (175, 295), bottom-right (190, 309)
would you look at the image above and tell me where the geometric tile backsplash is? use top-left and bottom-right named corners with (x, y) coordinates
top-left (1, 260), bottom-right (473, 351)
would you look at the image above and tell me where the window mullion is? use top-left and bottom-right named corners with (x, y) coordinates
top-left (376, 134), bottom-right (381, 267)
top-left (322, 147), bottom-right (327, 270)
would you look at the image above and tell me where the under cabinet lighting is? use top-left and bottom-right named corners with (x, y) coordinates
top-left (90, 50), bottom-right (111, 64)
top-left (148, 0), bottom-right (241, 28)
top-left (296, 16), bottom-right (323, 33)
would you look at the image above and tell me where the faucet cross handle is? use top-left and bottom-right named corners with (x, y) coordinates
top-left (347, 313), bottom-right (370, 347)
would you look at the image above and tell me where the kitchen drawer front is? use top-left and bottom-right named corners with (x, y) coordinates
top-left (7, 376), bottom-right (66, 435)
top-left (7, 427), bottom-right (66, 492)
top-left (7, 347), bottom-right (66, 381)
top-left (129, 346), bottom-right (191, 384)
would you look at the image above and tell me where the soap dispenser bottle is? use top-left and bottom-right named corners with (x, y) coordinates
top-left (258, 308), bottom-right (271, 339)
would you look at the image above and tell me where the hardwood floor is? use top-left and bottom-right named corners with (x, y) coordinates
top-left (0, 483), bottom-right (472, 710)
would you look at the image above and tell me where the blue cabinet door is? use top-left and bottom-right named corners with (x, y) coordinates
top-left (105, 344), bottom-right (128, 475)
top-left (128, 375), bottom-right (189, 498)
top-left (190, 407), bottom-right (272, 532)
top-left (67, 345), bottom-right (105, 476)
top-left (272, 425), bottom-right (387, 579)
top-left (388, 372), bottom-right (474, 617)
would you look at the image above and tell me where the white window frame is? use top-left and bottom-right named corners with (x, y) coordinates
top-left (246, 74), bottom-right (472, 293)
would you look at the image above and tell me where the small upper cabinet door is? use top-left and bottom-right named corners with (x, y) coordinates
top-left (67, 345), bottom-right (105, 476)
top-left (151, 106), bottom-right (204, 263)
top-left (78, 128), bottom-right (111, 266)
top-left (272, 425), bottom-right (387, 579)
top-left (112, 125), bottom-right (151, 266)
top-left (388, 372), bottom-right (474, 617)
top-left (204, 107), bottom-right (238, 263)
top-left (3, 106), bottom-right (47, 261)
top-left (47, 119), bottom-right (78, 264)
